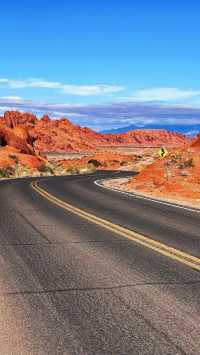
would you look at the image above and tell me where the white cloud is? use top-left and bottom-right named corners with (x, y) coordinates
top-left (46, 103), bottom-right (85, 108)
top-left (0, 106), bottom-right (19, 112)
top-left (0, 77), bottom-right (124, 96)
top-left (0, 96), bottom-right (23, 102)
top-left (130, 88), bottom-right (200, 102)
top-left (62, 84), bottom-right (123, 96)
top-left (0, 106), bottom-right (11, 111)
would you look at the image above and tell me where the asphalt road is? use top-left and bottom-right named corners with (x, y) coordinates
top-left (0, 171), bottom-right (200, 354)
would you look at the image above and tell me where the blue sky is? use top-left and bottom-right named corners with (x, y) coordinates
top-left (1, 0), bottom-right (200, 131)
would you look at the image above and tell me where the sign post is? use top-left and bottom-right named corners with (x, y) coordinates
top-left (158, 147), bottom-right (168, 159)
top-left (158, 147), bottom-right (169, 180)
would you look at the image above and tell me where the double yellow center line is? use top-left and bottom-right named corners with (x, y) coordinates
top-left (31, 181), bottom-right (200, 272)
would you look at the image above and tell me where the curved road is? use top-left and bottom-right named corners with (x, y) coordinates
top-left (0, 171), bottom-right (200, 354)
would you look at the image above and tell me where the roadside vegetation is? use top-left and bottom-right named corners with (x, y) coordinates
top-left (0, 160), bottom-right (97, 179)
top-left (170, 154), bottom-right (194, 169)
top-left (0, 167), bottom-right (14, 178)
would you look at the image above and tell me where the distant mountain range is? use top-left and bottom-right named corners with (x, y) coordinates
top-left (101, 124), bottom-right (200, 137)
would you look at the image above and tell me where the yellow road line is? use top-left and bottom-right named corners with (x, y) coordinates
top-left (31, 181), bottom-right (200, 272)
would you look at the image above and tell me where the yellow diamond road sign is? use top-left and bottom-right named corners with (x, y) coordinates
top-left (158, 147), bottom-right (168, 158)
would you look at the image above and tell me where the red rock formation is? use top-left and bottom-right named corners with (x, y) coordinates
top-left (3, 111), bottom-right (37, 128)
top-left (0, 126), bottom-right (34, 154)
top-left (0, 111), bottom-right (190, 154)
top-left (16, 154), bottom-right (45, 170)
top-left (0, 110), bottom-right (195, 178)
top-left (93, 129), bottom-right (188, 147)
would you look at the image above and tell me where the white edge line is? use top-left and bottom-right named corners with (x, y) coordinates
top-left (94, 179), bottom-right (200, 214)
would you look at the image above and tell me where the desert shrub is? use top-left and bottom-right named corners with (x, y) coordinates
top-left (66, 166), bottom-right (80, 174)
top-left (38, 165), bottom-right (54, 174)
top-left (9, 154), bottom-right (19, 163)
top-left (185, 158), bottom-right (194, 167)
top-left (171, 154), bottom-right (182, 163)
top-left (87, 163), bottom-right (97, 173)
top-left (88, 159), bottom-right (102, 167)
top-left (120, 160), bottom-right (128, 166)
top-left (0, 167), bottom-right (14, 178)
top-left (179, 158), bottom-right (194, 169)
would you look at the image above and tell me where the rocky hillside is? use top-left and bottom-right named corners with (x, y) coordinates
top-left (109, 133), bottom-right (200, 206)
top-left (1, 111), bottom-right (189, 153)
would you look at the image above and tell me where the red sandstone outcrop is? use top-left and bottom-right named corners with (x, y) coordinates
top-left (3, 111), bottom-right (37, 128)
top-left (0, 126), bottom-right (34, 154)
top-left (0, 146), bottom-right (45, 172)
top-left (122, 139), bottom-right (200, 205)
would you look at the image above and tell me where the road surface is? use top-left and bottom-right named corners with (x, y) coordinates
top-left (0, 171), bottom-right (199, 354)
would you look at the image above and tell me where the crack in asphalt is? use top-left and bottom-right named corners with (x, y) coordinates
top-left (1, 280), bottom-right (200, 296)
top-left (17, 211), bottom-right (51, 243)
top-left (0, 239), bottom-right (155, 246)
top-left (112, 290), bottom-right (188, 355)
